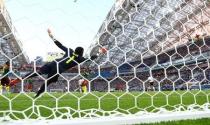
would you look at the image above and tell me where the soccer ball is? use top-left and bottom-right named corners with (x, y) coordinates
top-left (78, 79), bottom-right (88, 86)
top-left (78, 79), bottom-right (83, 86)
top-left (99, 47), bottom-right (107, 54)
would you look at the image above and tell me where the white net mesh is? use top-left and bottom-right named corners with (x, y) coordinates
top-left (1, 0), bottom-right (210, 124)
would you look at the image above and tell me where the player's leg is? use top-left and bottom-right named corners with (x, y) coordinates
top-left (82, 86), bottom-right (87, 94)
top-left (1, 77), bottom-right (8, 93)
top-left (0, 81), bottom-right (2, 94)
top-left (3, 77), bottom-right (10, 93)
top-left (34, 65), bottom-right (57, 97)
top-left (5, 86), bottom-right (10, 92)
top-left (5, 77), bottom-right (10, 92)
top-left (35, 74), bottom-right (59, 98)
top-left (27, 83), bottom-right (33, 92)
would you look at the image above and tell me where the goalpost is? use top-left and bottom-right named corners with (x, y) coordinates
top-left (1, 0), bottom-right (210, 125)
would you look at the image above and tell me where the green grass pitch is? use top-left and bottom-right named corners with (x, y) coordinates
top-left (0, 90), bottom-right (210, 125)
top-left (137, 118), bottom-right (210, 125)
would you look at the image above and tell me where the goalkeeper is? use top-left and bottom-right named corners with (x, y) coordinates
top-left (11, 29), bottom-right (105, 98)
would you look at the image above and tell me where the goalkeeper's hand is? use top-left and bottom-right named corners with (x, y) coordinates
top-left (47, 28), bottom-right (54, 39)
top-left (90, 55), bottom-right (98, 60)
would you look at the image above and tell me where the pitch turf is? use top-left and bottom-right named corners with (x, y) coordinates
top-left (0, 90), bottom-right (210, 122)
top-left (137, 118), bottom-right (210, 125)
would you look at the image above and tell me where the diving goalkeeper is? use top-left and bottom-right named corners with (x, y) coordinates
top-left (11, 29), bottom-right (105, 98)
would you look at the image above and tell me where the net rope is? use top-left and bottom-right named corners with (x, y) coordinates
top-left (0, 0), bottom-right (210, 124)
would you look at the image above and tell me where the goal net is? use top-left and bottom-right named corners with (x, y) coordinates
top-left (1, 0), bottom-right (210, 124)
top-left (50, 89), bottom-right (64, 93)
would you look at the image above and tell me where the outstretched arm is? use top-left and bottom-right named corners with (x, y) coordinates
top-left (47, 28), bottom-right (70, 53)
top-left (54, 39), bottom-right (68, 52)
